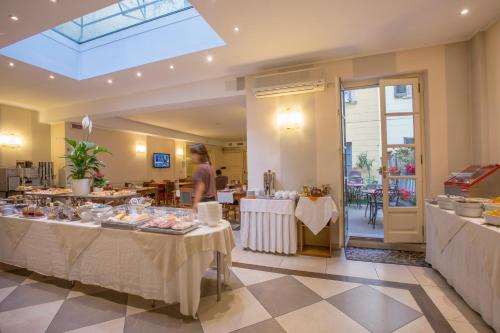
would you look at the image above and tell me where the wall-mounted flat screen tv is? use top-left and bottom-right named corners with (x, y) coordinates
top-left (153, 153), bottom-right (170, 168)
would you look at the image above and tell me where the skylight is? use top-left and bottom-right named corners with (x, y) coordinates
top-left (52, 0), bottom-right (193, 44)
top-left (0, 0), bottom-right (224, 80)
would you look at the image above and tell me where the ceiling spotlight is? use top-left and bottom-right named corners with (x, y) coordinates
top-left (8, 62), bottom-right (14, 67)
top-left (169, 64), bottom-right (175, 70)
top-left (136, 71), bottom-right (142, 78)
top-left (460, 8), bottom-right (469, 15)
top-left (50, 0), bottom-right (58, 2)
top-left (49, 74), bottom-right (55, 79)
top-left (107, 79), bottom-right (113, 84)
top-left (9, 15), bottom-right (19, 21)
top-left (233, 26), bottom-right (240, 32)
top-left (206, 55), bottom-right (213, 63)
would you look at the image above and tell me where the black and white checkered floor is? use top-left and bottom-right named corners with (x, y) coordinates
top-left (0, 256), bottom-right (494, 333)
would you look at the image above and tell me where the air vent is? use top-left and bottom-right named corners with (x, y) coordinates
top-left (71, 123), bottom-right (83, 130)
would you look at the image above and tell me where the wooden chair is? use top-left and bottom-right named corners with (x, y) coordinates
top-left (164, 181), bottom-right (176, 207)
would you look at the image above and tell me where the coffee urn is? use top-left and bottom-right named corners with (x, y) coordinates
top-left (263, 170), bottom-right (276, 197)
top-left (39, 162), bottom-right (55, 188)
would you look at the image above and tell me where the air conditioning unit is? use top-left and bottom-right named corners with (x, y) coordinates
top-left (224, 141), bottom-right (247, 148)
top-left (254, 68), bottom-right (325, 98)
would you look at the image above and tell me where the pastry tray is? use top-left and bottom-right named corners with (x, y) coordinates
top-left (137, 225), bottom-right (198, 235)
top-left (101, 220), bottom-right (140, 230)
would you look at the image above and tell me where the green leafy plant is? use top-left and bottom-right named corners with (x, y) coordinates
top-left (356, 152), bottom-right (375, 178)
top-left (63, 116), bottom-right (111, 180)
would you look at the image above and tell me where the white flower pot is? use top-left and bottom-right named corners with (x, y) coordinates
top-left (72, 178), bottom-right (91, 196)
top-left (93, 187), bottom-right (103, 193)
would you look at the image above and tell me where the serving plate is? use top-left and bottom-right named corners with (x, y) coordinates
top-left (138, 225), bottom-right (198, 235)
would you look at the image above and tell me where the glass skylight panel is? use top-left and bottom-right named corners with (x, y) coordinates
top-left (52, 0), bottom-right (192, 43)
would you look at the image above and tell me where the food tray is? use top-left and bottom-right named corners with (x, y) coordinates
top-left (138, 225), bottom-right (198, 235)
top-left (101, 220), bottom-right (139, 230)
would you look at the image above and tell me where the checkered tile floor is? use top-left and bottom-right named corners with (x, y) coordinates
top-left (0, 260), bottom-right (454, 333)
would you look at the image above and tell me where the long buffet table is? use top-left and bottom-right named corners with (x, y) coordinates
top-left (0, 215), bottom-right (235, 317)
top-left (425, 204), bottom-right (500, 331)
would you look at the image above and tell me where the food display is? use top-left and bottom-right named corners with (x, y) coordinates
top-left (108, 211), bottom-right (150, 224)
top-left (90, 189), bottom-right (136, 197)
top-left (436, 194), bottom-right (461, 210)
top-left (138, 209), bottom-right (197, 234)
top-left (21, 206), bottom-right (45, 218)
top-left (484, 210), bottom-right (500, 226)
top-left (28, 188), bottom-right (72, 195)
top-left (453, 199), bottom-right (484, 218)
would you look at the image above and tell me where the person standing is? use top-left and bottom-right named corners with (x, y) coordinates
top-left (215, 169), bottom-right (229, 190)
top-left (190, 143), bottom-right (216, 207)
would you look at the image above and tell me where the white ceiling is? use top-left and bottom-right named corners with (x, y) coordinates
top-left (125, 103), bottom-right (247, 141)
top-left (1, 0), bottom-right (500, 140)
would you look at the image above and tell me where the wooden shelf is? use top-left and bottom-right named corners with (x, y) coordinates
top-left (298, 221), bottom-right (332, 258)
top-left (300, 245), bottom-right (331, 257)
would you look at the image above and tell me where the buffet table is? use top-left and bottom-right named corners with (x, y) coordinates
top-left (240, 198), bottom-right (297, 254)
top-left (426, 204), bottom-right (500, 331)
top-left (0, 216), bottom-right (235, 317)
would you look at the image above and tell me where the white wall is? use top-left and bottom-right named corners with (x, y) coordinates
top-left (62, 125), bottom-right (181, 185)
top-left (0, 105), bottom-right (51, 168)
top-left (246, 44), bottom-right (478, 246)
top-left (485, 19), bottom-right (500, 163)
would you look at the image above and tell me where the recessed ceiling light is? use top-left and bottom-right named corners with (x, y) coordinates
top-left (49, 74), bottom-right (55, 79)
top-left (460, 8), bottom-right (469, 15)
top-left (136, 71), bottom-right (142, 78)
top-left (50, 0), bottom-right (58, 3)
top-left (233, 26), bottom-right (240, 32)
top-left (9, 15), bottom-right (19, 21)
top-left (206, 55), bottom-right (213, 63)
top-left (169, 64), bottom-right (175, 70)
top-left (8, 62), bottom-right (14, 67)
top-left (107, 79), bottom-right (113, 84)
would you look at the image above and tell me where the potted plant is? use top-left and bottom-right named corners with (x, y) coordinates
top-left (63, 116), bottom-right (111, 195)
top-left (92, 171), bottom-right (107, 192)
top-left (388, 166), bottom-right (401, 176)
top-left (405, 163), bottom-right (416, 175)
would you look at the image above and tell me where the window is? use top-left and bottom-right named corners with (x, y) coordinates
top-left (344, 90), bottom-right (355, 104)
top-left (403, 137), bottom-right (415, 144)
top-left (394, 85), bottom-right (412, 99)
top-left (344, 142), bottom-right (353, 176)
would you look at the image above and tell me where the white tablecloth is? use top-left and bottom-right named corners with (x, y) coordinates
top-left (295, 196), bottom-right (338, 235)
top-left (240, 198), bottom-right (297, 254)
top-left (426, 204), bottom-right (500, 331)
top-left (0, 216), bottom-right (234, 317)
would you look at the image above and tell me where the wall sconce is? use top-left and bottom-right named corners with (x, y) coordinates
top-left (0, 133), bottom-right (22, 148)
top-left (277, 108), bottom-right (304, 130)
top-left (135, 144), bottom-right (146, 153)
top-left (176, 147), bottom-right (184, 156)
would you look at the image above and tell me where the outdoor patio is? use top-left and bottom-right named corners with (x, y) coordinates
top-left (346, 205), bottom-right (384, 238)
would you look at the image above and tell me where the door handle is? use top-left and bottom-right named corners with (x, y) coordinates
top-left (382, 166), bottom-right (388, 179)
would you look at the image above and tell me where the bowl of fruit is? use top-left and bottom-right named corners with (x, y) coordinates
top-left (484, 210), bottom-right (500, 226)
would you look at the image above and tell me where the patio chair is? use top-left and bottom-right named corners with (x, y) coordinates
top-left (368, 189), bottom-right (383, 228)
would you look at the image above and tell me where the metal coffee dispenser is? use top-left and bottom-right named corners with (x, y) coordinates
top-left (263, 170), bottom-right (276, 197)
top-left (39, 162), bottom-right (55, 188)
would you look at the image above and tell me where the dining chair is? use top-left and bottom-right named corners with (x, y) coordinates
top-left (179, 188), bottom-right (194, 207)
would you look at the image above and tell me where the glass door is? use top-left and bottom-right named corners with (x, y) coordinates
top-left (380, 78), bottom-right (423, 243)
top-left (340, 83), bottom-right (350, 247)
